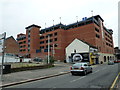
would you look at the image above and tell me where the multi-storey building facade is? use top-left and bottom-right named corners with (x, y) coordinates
top-left (17, 15), bottom-right (114, 62)
top-left (17, 33), bottom-right (27, 57)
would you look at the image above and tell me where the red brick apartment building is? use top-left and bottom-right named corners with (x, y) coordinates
top-left (17, 15), bottom-right (114, 62)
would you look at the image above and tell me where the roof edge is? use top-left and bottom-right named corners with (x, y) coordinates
top-left (25, 24), bottom-right (41, 29)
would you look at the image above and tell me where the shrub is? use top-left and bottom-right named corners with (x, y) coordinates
top-left (45, 56), bottom-right (55, 64)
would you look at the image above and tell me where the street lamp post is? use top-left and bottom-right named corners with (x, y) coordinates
top-left (48, 35), bottom-right (50, 64)
top-left (52, 44), bottom-right (55, 57)
top-left (76, 16), bottom-right (78, 27)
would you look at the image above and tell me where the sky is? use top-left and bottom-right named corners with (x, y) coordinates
top-left (0, 0), bottom-right (119, 47)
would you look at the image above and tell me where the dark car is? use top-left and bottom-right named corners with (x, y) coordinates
top-left (33, 58), bottom-right (43, 62)
top-left (114, 60), bottom-right (120, 63)
top-left (70, 62), bottom-right (92, 75)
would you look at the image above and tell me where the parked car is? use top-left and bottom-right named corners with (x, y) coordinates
top-left (108, 60), bottom-right (114, 65)
top-left (114, 60), bottom-right (120, 63)
top-left (33, 57), bottom-right (43, 62)
top-left (70, 62), bottom-right (92, 75)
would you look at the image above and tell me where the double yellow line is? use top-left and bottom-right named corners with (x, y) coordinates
top-left (110, 72), bottom-right (120, 90)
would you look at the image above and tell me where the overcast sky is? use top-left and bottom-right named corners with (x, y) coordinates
top-left (0, 0), bottom-right (119, 47)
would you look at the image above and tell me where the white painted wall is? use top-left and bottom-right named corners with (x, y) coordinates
top-left (66, 38), bottom-right (89, 62)
top-left (98, 53), bottom-right (115, 63)
top-left (118, 2), bottom-right (120, 49)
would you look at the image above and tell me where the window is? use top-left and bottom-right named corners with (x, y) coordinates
top-left (50, 39), bottom-right (53, 42)
top-left (24, 41), bottom-right (26, 43)
top-left (42, 46), bottom-right (44, 48)
top-left (46, 40), bottom-right (48, 43)
top-left (28, 30), bottom-right (31, 33)
top-left (20, 50), bottom-right (22, 52)
top-left (20, 45), bottom-right (26, 48)
top-left (54, 38), bottom-right (57, 41)
top-left (28, 40), bottom-right (30, 42)
top-left (36, 49), bottom-right (41, 53)
top-left (23, 49), bottom-right (26, 51)
top-left (19, 42), bottom-right (23, 44)
top-left (40, 36), bottom-right (44, 39)
top-left (46, 34), bottom-right (53, 38)
top-left (96, 34), bottom-right (100, 38)
top-left (28, 35), bottom-right (30, 37)
top-left (54, 44), bottom-right (58, 47)
top-left (105, 33), bottom-right (107, 36)
top-left (95, 28), bottom-right (99, 32)
top-left (49, 34), bottom-right (53, 37)
top-left (40, 41), bottom-right (44, 44)
top-left (50, 45), bottom-right (53, 47)
top-left (106, 43), bottom-right (108, 46)
top-left (40, 46), bottom-right (44, 49)
top-left (20, 46), bottom-right (22, 48)
top-left (106, 38), bottom-right (107, 41)
top-left (28, 44), bottom-right (30, 47)
top-left (54, 32), bottom-right (57, 36)
top-left (46, 35), bottom-right (48, 38)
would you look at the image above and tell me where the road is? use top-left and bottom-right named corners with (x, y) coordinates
top-left (4, 63), bottom-right (119, 89)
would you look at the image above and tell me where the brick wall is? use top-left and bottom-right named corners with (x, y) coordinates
top-left (5, 36), bottom-right (19, 55)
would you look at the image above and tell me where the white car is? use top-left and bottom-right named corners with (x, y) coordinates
top-left (70, 62), bottom-right (92, 75)
top-left (108, 60), bottom-right (114, 65)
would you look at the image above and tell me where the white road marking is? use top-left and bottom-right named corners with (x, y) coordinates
top-left (102, 68), bottom-right (106, 70)
top-left (91, 70), bottom-right (100, 74)
top-left (70, 76), bottom-right (86, 83)
top-left (49, 87), bottom-right (56, 90)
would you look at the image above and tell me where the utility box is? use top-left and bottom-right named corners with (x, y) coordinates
top-left (1, 64), bottom-right (11, 74)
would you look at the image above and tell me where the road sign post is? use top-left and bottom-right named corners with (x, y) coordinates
top-left (0, 32), bottom-right (6, 85)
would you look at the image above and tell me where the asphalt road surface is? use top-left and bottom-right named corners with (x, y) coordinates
top-left (4, 63), bottom-right (119, 89)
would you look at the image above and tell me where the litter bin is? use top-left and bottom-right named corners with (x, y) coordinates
top-left (20, 58), bottom-right (22, 62)
top-left (64, 60), bottom-right (66, 63)
top-left (2, 64), bottom-right (11, 74)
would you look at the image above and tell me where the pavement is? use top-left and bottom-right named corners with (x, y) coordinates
top-left (1, 61), bottom-right (72, 87)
